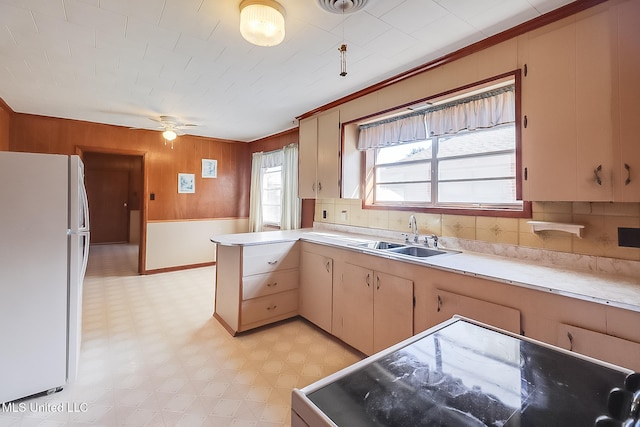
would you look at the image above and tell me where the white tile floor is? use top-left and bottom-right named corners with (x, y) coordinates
top-left (0, 244), bottom-right (362, 426)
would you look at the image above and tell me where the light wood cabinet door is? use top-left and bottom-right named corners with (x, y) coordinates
top-left (433, 289), bottom-right (521, 334)
top-left (522, 20), bottom-right (576, 200)
top-left (522, 7), bottom-right (614, 201)
top-left (299, 250), bottom-right (333, 333)
top-left (616, 0), bottom-right (640, 201)
top-left (316, 109), bottom-right (341, 199)
top-left (373, 271), bottom-right (413, 354)
top-left (335, 263), bottom-right (414, 355)
top-left (339, 263), bottom-right (374, 355)
top-left (575, 8), bottom-right (614, 201)
top-left (557, 323), bottom-right (640, 371)
top-left (298, 117), bottom-right (318, 199)
top-left (297, 110), bottom-right (341, 199)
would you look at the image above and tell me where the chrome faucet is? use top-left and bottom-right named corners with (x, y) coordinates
top-left (409, 214), bottom-right (418, 243)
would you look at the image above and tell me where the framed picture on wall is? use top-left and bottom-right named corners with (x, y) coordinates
top-left (178, 173), bottom-right (195, 193)
top-left (202, 159), bottom-right (217, 178)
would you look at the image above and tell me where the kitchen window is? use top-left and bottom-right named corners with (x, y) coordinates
top-left (261, 165), bottom-right (282, 226)
top-left (249, 143), bottom-right (301, 231)
top-left (359, 76), bottom-right (525, 214)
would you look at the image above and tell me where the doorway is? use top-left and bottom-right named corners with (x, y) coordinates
top-left (80, 149), bottom-right (146, 273)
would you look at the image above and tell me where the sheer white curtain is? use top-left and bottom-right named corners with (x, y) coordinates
top-left (280, 144), bottom-right (301, 230)
top-left (248, 151), bottom-right (264, 232)
top-left (248, 144), bottom-right (301, 232)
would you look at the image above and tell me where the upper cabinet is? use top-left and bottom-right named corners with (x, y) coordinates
top-left (521, 7), bottom-right (614, 201)
top-left (615, 0), bottom-right (640, 201)
top-left (298, 110), bottom-right (341, 199)
top-left (521, 2), bottom-right (640, 202)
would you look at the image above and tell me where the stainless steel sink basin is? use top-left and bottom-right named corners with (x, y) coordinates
top-left (386, 246), bottom-right (456, 258)
top-left (353, 241), bottom-right (405, 250)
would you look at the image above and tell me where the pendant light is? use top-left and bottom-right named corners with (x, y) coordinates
top-left (316, 1), bottom-right (370, 76)
top-left (239, 0), bottom-right (286, 47)
top-left (339, 44), bottom-right (347, 77)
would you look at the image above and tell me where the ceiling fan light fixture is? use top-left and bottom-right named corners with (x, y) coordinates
top-left (163, 129), bottom-right (177, 141)
top-left (239, 0), bottom-right (286, 47)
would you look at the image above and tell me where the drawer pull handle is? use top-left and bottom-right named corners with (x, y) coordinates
top-left (567, 332), bottom-right (573, 351)
top-left (325, 261), bottom-right (331, 273)
top-left (437, 295), bottom-right (442, 312)
top-left (376, 276), bottom-right (380, 290)
top-left (267, 260), bottom-right (278, 265)
top-left (366, 273), bottom-right (371, 287)
top-left (267, 282), bottom-right (278, 287)
top-left (625, 163), bottom-right (631, 185)
top-left (267, 305), bottom-right (277, 311)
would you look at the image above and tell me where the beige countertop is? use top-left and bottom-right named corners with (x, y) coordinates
top-left (210, 228), bottom-right (640, 313)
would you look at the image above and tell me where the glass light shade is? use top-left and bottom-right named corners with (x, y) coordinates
top-left (163, 130), bottom-right (177, 141)
top-left (239, 0), bottom-right (285, 47)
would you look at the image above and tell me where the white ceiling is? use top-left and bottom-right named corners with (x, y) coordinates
top-left (0, 0), bottom-right (575, 142)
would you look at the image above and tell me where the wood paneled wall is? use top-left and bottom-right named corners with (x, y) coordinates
top-left (9, 113), bottom-right (250, 221)
top-left (0, 98), bottom-right (11, 151)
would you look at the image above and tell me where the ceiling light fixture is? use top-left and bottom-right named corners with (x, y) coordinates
top-left (239, 0), bottom-right (286, 47)
top-left (162, 129), bottom-right (177, 141)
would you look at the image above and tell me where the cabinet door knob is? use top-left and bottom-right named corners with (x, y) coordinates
top-left (594, 165), bottom-right (603, 185)
top-left (625, 163), bottom-right (631, 185)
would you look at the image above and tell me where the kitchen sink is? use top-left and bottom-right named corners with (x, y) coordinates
top-left (386, 246), bottom-right (457, 258)
top-left (353, 241), bottom-right (405, 250)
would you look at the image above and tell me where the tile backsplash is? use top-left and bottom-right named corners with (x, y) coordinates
top-left (315, 200), bottom-right (640, 262)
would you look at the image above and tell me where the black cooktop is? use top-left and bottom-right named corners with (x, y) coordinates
top-left (307, 320), bottom-right (629, 426)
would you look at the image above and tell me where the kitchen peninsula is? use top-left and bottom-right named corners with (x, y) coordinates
top-left (211, 226), bottom-right (640, 371)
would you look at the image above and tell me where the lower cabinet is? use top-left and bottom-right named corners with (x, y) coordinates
top-left (334, 262), bottom-right (413, 355)
top-left (214, 241), bottom-right (299, 335)
top-left (299, 249), bottom-right (333, 333)
top-left (557, 323), bottom-right (640, 371)
top-left (432, 289), bottom-right (521, 335)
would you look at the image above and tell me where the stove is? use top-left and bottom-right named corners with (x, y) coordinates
top-left (292, 318), bottom-right (635, 426)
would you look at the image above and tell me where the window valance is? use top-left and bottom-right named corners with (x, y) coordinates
top-left (357, 85), bottom-right (515, 150)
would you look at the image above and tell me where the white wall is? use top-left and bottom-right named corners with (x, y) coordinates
top-left (145, 218), bottom-right (249, 271)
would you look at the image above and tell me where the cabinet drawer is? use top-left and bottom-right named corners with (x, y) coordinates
top-left (557, 323), bottom-right (640, 371)
top-left (242, 269), bottom-right (298, 301)
top-left (241, 289), bottom-right (299, 326)
top-left (242, 242), bottom-right (299, 276)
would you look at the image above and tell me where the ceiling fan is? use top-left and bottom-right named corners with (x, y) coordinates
top-left (149, 116), bottom-right (198, 148)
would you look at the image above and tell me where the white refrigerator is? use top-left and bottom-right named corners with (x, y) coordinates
top-left (0, 151), bottom-right (90, 403)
